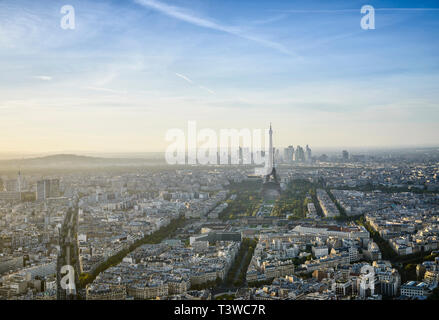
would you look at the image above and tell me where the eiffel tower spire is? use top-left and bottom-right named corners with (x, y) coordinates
top-left (266, 123), bottom-right (274, 172)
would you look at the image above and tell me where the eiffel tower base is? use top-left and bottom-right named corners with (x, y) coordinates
top-left (262, 181), bottom-right (281, 200)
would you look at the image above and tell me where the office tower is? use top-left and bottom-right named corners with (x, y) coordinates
top-left (294, 146), bottom-right (300, 162)
top-left (37, 179), bottom-right (60, 201)
top-left (5, 171), bottom-right (25, 192)
top-left (44, 203), bottom-right (50, 231)
top-left (288, 145), bottom-right (295, 163)
top-left (283, 146), bottom-right (294, 164)
top-left (305, 145), bottom-right (312, 163)
top-left (342, 150), bottom-right (349, 161)
top-left (50, 179), bottom-right (60, 197)
top-left (5, 179), bottom-right (18, 192)
top-left (274, 148), bottom-right (281, 164)
top-left (295, 146), bottom-right (305, 162)
top-left (242, 147), bottom-right (251, 164)
top-left (0, 178), bottom-right (3, 191)
top-left (283, 147), bottom-right (288, 164)
top-left (17, 171), bottom-right (22, 192)
top-left (37, 180), bottom-right (49, 201)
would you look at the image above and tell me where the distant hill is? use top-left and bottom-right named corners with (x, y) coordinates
top-left (0, 153), bottom-right (166, 169)
top-left (27, 154), bottom-right (100, 162)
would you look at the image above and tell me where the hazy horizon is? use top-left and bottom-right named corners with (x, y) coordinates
top-left (0, 145), bottom-right (438, 161)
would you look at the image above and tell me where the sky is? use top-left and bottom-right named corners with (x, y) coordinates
top-left (0, 0), bottom-right (438, 154)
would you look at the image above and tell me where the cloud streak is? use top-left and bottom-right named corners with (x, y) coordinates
top-left (134, 0), bottom-right (296, 57)
top-left (175, 73), bottom-right (215, 95)
top-left (86, 86), bottom-right (127, 95)
top-left (175, 73), bottom-right (193, 84)
top-left (199, 86), bottom-right (215, 95)
top-left (271, 8), bottom-right (439, 14)
top-left (33, 75), bottom-right (52, 81)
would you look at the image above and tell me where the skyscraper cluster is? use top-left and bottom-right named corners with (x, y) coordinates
top-left (36, 179), bottom-right (60, 201)
top-left (282, 145), bottom-right (312, 164)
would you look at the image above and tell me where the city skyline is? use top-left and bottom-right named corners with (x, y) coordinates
top-left (1, 148), bottom-right (439, 302)
top-left (1, 0), bottom-right (439, 307)
top-left (1, 0), bottom-right (439, 153)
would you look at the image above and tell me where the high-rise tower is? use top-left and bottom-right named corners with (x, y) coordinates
top-left (266, 123), bottom-right (274, 173)
top-left (17, 170), bottom-right (22, 193)
top-left (262, 123), bottom-right (281, 200)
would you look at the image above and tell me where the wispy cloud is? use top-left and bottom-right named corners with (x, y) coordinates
top-left (199, 86), bottom-right (215, 95)
top-left (134, 0), bottom-right (296, 57)
top-left (175, 73), bottom-right (193, 84)
top-left (271, 8), bottom-right (439, 14)
top-left (33, 75), bottom-right (52, 81)
top-left (86, 86), bottom-right (127, 95)
top-left (175, 73), bottom-right (215, 95)
top-left (94, 72), bottom-right (118, 87)
top-left (371, 8), bottom-right (439, 12)
top-left (250, 14), bottom-right (289, 26)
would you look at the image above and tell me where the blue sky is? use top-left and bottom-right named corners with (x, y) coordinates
top-left (0, 0), bottom-right (438, 153)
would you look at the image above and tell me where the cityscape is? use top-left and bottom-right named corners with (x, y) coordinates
top-left (0, 0), bottom-right (438, 313)
top-left (1, 136), bottom-right (439, 301)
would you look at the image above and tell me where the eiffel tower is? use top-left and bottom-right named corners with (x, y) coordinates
top-left (261, 123), bottom-right (281, 200)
